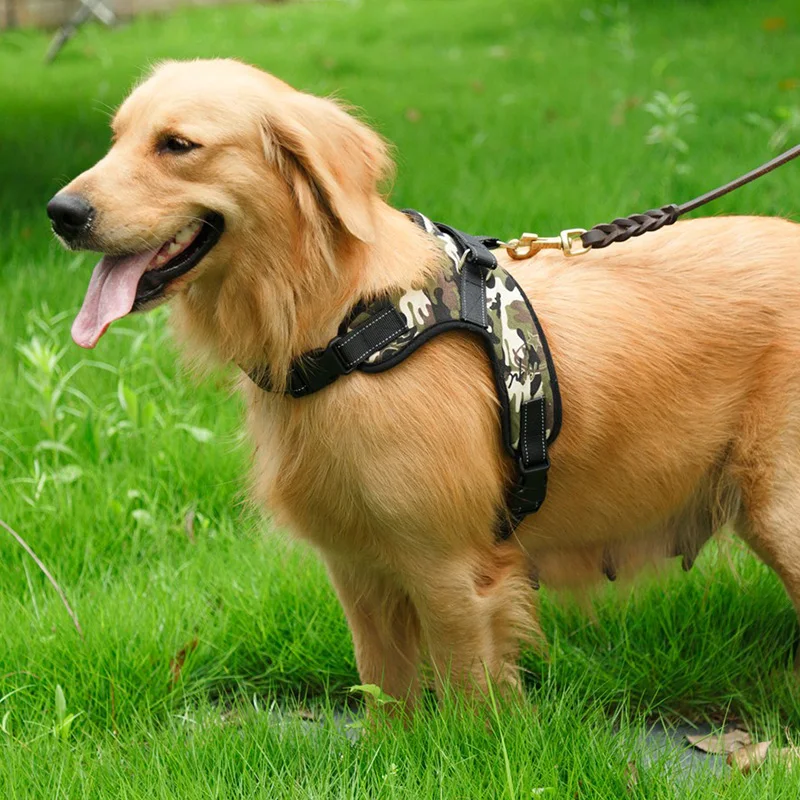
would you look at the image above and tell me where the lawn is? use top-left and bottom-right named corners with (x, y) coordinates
top-left (1, 0), bottom-right (799, 796)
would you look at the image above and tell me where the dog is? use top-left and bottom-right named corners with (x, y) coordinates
top-left (48, 58), bottom-right (800, 713)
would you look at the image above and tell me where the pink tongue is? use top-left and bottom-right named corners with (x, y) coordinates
top-left (71, 251), bottom-right (157, 348)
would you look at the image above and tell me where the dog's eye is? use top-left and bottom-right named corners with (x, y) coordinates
top-left (158, 135), bottom-right (200, 155)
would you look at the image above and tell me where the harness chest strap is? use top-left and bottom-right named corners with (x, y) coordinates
top-left (249, 211), bottom-right (561, 538)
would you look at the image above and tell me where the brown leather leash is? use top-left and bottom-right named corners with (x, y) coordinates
top-left (502, 142), bottom-right (800, 260)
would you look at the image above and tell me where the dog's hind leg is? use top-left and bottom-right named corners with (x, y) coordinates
top-left (325, 557), bottom-right (422, 713)
top-left (736, 471), bottom-right (800, 670)
top-left (733, 363), bottom-right (800, 670)
top-left (737, 489), bottom-right (800, 670)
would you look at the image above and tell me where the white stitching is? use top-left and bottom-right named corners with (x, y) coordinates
top-left (340, 307), bottom-right (395, 346)
top-left (520, 399), bottom-right (546, 465)
top-left (461, 266), bottom-right (467, 316)
top-left (345, 325), bottom-right (408, 367)
top-left (539, 399), bottom-right (546, 463)
top-left (480, 270), bottom-right (486, 326)
top-left (521, 404), bottom-right (529, 464)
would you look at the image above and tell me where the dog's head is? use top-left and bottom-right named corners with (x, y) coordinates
top-left (49, 59), bottom-right (392, 353)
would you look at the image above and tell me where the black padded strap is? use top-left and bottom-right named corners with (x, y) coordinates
top-left (336, 306), bottom-right (408, 369)
top-left (460, 258), bottom-right (487, 327)
top-left (251, 306), bottom-right (408, 397)
top-left (500, 396), bottom-right (549, 539)
top-left (518, 396), bottom-right (548, 470)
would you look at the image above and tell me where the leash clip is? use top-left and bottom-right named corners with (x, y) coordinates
top-left (502, 229), bottom-right (589, 260)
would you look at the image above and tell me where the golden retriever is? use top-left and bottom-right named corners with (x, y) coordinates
top-left (48, 58), bottom-right (800, 713)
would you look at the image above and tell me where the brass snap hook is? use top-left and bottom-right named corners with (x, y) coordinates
top-left (501, 229), bottom-right (590, 260)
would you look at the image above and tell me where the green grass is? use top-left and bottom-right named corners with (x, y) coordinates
top-left (1, 0), bottom-right (800, 796)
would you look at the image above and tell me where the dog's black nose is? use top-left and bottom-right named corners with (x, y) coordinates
top-left (47, 193), bottom-right (94, 240)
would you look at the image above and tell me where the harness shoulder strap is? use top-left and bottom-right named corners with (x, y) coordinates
top-left (435, 224), bottom-right (552, 538)
top-left (422, 220), bottom-right (551, 538)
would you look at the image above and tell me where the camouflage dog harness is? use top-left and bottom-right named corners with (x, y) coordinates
top-left (251, 211), bottom-right (561, 537)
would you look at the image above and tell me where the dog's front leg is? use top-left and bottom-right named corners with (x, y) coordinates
top-left (405, 546), bottom-right (531, 701)
top-left (325, 556), bottom-right (422, 717)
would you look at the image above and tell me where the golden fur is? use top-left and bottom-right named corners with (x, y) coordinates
top-left (60, 59), bottom-right (800, 712)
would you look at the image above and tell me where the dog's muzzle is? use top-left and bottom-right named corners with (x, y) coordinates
top-left (47, 193), bottom-right (95, 243)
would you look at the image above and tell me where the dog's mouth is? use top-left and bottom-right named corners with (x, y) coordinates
top-left (71, 212), bottom-right (224, 349)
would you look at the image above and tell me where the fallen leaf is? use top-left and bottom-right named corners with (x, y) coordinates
top-left (772, 746), bottom-right (800, 770)
top-left (405, 108), bottom-right (421, 123)
top-left (625, 760), bottom-right (639, 792)
top-left (687, 728), bottom-right (751, 754)
top-left (184, 507), bottom-right (196, 544)
top-left (727, 741), bottom-right (771, 773)
top-left (762, 17), bottom-right (786, 32)
top-left (779, 78), bottom-right (799, 91)
top-left (169, 637), bottom-right (198, 685)
top-left (470, 79), bottom-right (485, 94)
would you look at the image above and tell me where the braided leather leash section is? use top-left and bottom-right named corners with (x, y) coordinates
top-left (579, 142), bottom-right (800, 251)
top-left (580, 204), bottom-right (680, 249)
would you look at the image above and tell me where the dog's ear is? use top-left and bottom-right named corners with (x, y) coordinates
top-left (261, 92), bottom-right (392, 244)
